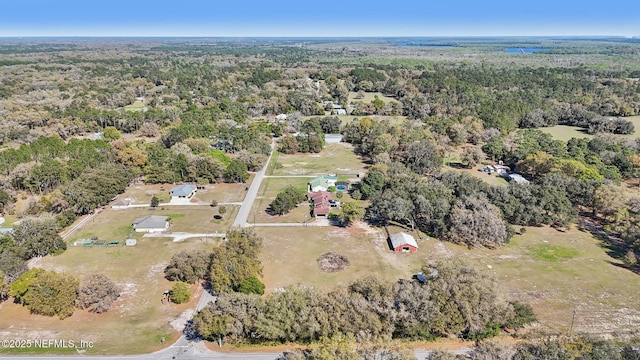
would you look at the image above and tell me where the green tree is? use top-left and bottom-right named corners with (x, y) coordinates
top-left (237, 275), bottom-right (265, 295)
top-left (224, 159), bottom-right (249, 183)
top-left (24, 271), bottom-right (79, 319)
top-left (171, 281), bottom-right (191, 304)
top-left (11, 215), bottom-right (65, 259)
top-left (279, 135), bottom-right (299, 154)
top-left (150, 195), bottom-right (160, 208)
top-left (102, 126), bottom-right (122, 141)
top-left (270, 185), bottom-right (306, 215)
top-left (164, 250), bottom-right (210, 284)
top-left (338, 201), bottom-right (365, 227)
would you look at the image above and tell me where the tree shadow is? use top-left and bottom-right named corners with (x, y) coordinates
top-left (580, 216), bottom-right (639, 275)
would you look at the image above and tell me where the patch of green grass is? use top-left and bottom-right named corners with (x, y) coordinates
top-left (0, 214), bottom-right (18, 227)
top-left (123, 100), bottom-right (145, 112)
top-left (530, 244), bottom-right (579, 262)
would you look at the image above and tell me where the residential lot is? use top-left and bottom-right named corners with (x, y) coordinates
top-left (268, 142), bottom-right (367, 176)
top-left (70, 206), bottom-right (235, 242)
top-left (0, 237), bottom-right (216, 354)
top-left (257, 223), bottom-right (426, 291)
top-left (119, 182), bottom-right (249, 206)
top-left (250, 177), bottom-right (311, 224)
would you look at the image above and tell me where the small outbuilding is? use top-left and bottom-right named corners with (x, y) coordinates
top-left (390, 232), bottom-right (419, 253)
top-left (111, 198), bottom-right (131, 209)
top-left (132, 215), bottom-right (169, 233)
top-left (170, 184), bottom-right (197, 199)
top-left (125, 238), bottom-right (137, 246)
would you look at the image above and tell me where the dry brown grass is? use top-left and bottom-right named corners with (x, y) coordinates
top-left (257, 222), bottom-right (426, 292)
top-left (269, 142), bottom-right (367, 176)
top-left (0, 239), bottom-right (214, 354)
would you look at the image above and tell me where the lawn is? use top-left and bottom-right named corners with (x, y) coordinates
top-left (70, 206), bottom-right (235, 242)
top-left (257, 222), bottom-right (426, 292)
top-left (257, 220), bottom-right (640, 334)
top-left (0, 237), bottom-right (215, 354)
top-left (269, 142), bottom-right (367, 176)
top-left (249, 177), bottom-right (311, 224)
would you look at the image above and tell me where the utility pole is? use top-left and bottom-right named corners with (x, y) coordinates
top-left (569, 309), bottom-right (577, 337)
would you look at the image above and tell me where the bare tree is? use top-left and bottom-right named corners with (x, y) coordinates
top-left (76, 274), bottom-right (120, 313)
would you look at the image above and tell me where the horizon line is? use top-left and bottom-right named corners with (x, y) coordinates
top-left (0, 35), bottom-right (638, 39)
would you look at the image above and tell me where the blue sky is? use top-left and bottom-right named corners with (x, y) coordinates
top-left (0, 0), bottom-right (638, 37)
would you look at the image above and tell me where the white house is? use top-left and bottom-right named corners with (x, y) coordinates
top-left (132, 215), bottom-right (169, 233)
top-left (170, 184), bottom-right (197, 199)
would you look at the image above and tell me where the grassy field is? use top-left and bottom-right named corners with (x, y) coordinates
top-left (445, 167), bottom-right (509, 187)
top-left (539, 125), bottom-right (594, 142)
top-left (269, 142), bottom-right (367, 176)
top-left (0, 237), bottom-right (215, 354)
top-left (257, 223), bottom-right (426, 292)
top-left (121, 182), bottom-right (248, 205)
top-left (540, 116), bottom-right (640, 142)
top-left (420, 225), bottom-right (640, 334)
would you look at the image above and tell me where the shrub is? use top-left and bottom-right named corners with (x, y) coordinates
top-left (171, 282), bottom-right (191, 304)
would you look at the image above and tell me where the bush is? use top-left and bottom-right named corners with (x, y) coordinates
top-left (170, 282), bottom-right (191, 304)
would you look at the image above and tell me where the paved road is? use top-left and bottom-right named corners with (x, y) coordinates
top-left (232, 140), bottom-right (275, 228)
top-left (59, 209), bottom-right (102, 240)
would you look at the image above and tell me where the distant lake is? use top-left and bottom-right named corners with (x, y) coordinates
top-left (505, 48), bottom-right (549, 54)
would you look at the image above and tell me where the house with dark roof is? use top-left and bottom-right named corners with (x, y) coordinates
top-left (389, 232), bottom-right (418, 253)
top-left (132, 215), bottom-right (169, 233)
top-left (308, 191), bottom-right (334, 217)
top-left (308, 175), bottom-right (338, 192)
top-left (170, 184), bottom-right (197, 199)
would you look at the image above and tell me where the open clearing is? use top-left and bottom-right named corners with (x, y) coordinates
top-left (423, 225), bottom-right (640, 334)
top-left (348, 91), bottom-right (397, 104)
top-left (123, 100), bottom-right (145, 112)
top-left (257, 223), bottom-right (426, 291)
top-left (258, 221), bottom-right (640, 334)
top-left (540, 116), bottom-right (640, 142)
top-left (269, 142), bottom-right (366, 176)
top-left (0, 237), bottom-right (215, 354)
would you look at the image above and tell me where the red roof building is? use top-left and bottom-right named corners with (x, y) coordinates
top-left (308, 191), bottom-right (334, 217)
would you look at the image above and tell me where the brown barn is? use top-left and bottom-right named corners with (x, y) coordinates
top-left (390, 232), bottom-right (418, 253)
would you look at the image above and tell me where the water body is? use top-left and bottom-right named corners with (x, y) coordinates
top-left (504, 47), bottom-right (549, 54)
